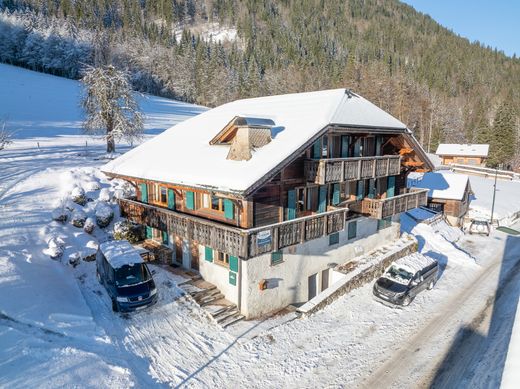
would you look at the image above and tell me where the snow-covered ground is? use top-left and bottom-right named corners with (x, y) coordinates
top-left (2, 64), bottom-right (520, 388)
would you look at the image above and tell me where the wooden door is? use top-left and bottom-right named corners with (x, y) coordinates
top-left (190, 241), bottom-right (200, 271)
top-left (321, 269), bottom-right (330, 292)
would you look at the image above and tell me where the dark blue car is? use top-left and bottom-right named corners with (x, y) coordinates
top-left (96, 240), bottom-right (158, 312)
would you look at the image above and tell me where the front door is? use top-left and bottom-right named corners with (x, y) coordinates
top-left (308, 273), bottom-right (318, 300)
top-left (321, 269), bottom-right (330, 292)
top-left (190, 241), bottom-right (200, 271)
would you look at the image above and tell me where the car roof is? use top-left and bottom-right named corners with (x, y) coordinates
top-left (99, 240), bottom-right (144, 269)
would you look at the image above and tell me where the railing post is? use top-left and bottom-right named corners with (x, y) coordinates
top-left (341, 161), bottom-right (346, 181)
top-left (273, 227), bottom-right (279, 251)
top-left (300, 221), bottom-right (306, 243)
top-left (372, 159), bottom-right (377, 178)
top-left (357, 160), bottom-right (362, 180)
top-left (386, 158), bottom-right (390, 176)
top-left (323, 214), bottom-right (329, 236)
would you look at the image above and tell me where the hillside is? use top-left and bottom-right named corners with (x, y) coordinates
top-left (0, 0), bottom-right (518, 165)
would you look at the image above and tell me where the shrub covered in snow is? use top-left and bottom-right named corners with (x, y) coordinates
top-left (71, 209), bottom-right (87, 228)
top-left (51, 207), bottom-right (69, 222)
top-left (68, 252), bottom-right (81, 267)
top-left (83, 217), bottom-right (95, 234)
top-left (47, 236), bottom-right (65, 260)
top-left (98, 187), bottom-right (112, 202)
top-left (113, 181), bottom-right (135, 199)
top-left (113, 220), bottom-right (144, 243)
top-left (95, 203), bottom-right (114, 228)
top-left (71, 186), bottom-right (87, 205)
top-left (84, 181), bottom-right (101, 191)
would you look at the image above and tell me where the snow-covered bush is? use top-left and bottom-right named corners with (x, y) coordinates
top-left (84, 181), bottom-right (101, 191)
top-left (51, 207), bottom-right (69, 222)
top-left (113, 181), bottom-right (135, 199)
top-left (83, 241), bottom-right (99, 262)
top-left (71, 186), bottom-right (87, 205)
top-left (47, 236), bottom-right (65, 260)
top-left (95, 203), bottom-right (114, 228)
top-left (83, 217), bottom-right (95, 234)
top-left (99, 187), bottom-right (111, 202)
top-left (71, 209), bottom-right (87, 228)
top-left (113, 220), bottom-right (144, 243)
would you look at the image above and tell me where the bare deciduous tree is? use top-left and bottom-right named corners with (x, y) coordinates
top-left (81, 65), bottom-right (143, 153)
top-left (0, 120), bottom-right (13, 151)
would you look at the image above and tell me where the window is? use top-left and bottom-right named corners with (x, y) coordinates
top-left (271, 251), bottom-right (283, 265)
top-left (348, 221), bottom-right (357, 240)
top-left (215, 251), bottom-right (230, 267)
top-left (205, 246), bottom-right (213, 262)
top-left (377, 217), bottom-right (392, 231)
top-left (211, 195), bottom-right (222, 211)
top-left (160, 187), bottom-right (167, 203)
top-left (329, 232), bottom-right (339, 245)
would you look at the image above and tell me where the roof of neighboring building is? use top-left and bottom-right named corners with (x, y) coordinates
top-left (435, 143), bottom-right (489, 157)
top-left (408, 171), bottom-right (471, 201)
top-left (102, 89), bottom-right (431, 195)
top-left (99, 240), bottom-right (144, 269)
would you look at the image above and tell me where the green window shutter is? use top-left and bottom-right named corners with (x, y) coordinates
top-left (229, 256), bottom-right (239, 272)
top-left (140, 183), bottom-right (148, 203)
top-left (161, 231), bottom-right (168, 245)
top-left (229, 271), bottom-right (237, 286)
top-left (204, 246), bottom-right (213, 262)
top-left (348, 221), bottom-right (357, 240)
top-left (271, 251), bottom-right (283, 265)
top-left (145, 226), bottom-right (153, 239)
top-left (224, 199), bottom-right (234, 220)
top-left (329, 232), bottom-right (339, 245)
top-left (387, 176), bottom-right (396, 198)
top-left (368, 179), bottom-right (376, 199)
top-left (167, 189), bottom-right (175, 210)
top-left (332, 183), bottom-right (340, 205)
top-left (318, 185), bottom-right (327, 213)
top-left (375, 136), bottom-right (382, 156)
top-left (341, 135), bottom-right (350, 158)
top-left (377, 217), bottom-right (392, 231)
top-left (312, 139), bottom-right (321, 159)
top-left (185, 191), bottom-right (195, 210)
top-left (356, 180), bottom-right (364, 200)
top-left (287, 189), bottom-right (296, 220)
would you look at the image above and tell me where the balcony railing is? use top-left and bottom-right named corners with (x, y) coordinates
top-left (304, 155), bottom-right (401, 185)
top-left (118, 198), bottom-right (348, 260)
top-left (351, 188), bottom-right (429, 219)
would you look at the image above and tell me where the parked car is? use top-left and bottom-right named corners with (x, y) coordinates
top-left (373, 253), bottom-right (438, 306)
top-left (468, 218), bottom-right (491, 236)
top-left (96, 240), bottom-right (158, 312)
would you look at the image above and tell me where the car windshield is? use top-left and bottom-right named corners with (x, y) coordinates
top-left (115, 263), bottom-right (149, 287)
top-left (385, 265), bottom-right (414, 285)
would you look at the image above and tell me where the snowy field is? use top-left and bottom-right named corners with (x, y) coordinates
top-left (2, 64), bottom-right (520, 388)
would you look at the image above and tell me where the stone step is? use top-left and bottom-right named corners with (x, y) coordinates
top-left (212, 305), bottom-right (236, 320)
top-left (221, 313), bottom-right (245, 328)
top-left (199, 293), bottom-right (225, 306)
top-left (216, 308), bottom-right (240, 324)
top-left (190, 285), bottom-right (216, 297)
top-left (193, 287), bottom-right (221, 302)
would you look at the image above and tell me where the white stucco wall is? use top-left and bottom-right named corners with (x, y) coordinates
top-left (197, 246), bottom-right (239, 305)
top-left (241, 216), bottom-right (400, 319)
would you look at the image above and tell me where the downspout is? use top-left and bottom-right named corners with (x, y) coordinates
top-left (237, 257), bottom-right (242, 314)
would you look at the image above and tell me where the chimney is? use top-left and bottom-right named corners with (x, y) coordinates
top-left (227, 126), bottom-right (272, 161)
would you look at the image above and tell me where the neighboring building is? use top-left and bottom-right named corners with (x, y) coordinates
top-left (102, 89), bottom-right (433, 319)
top-left (408, 172), bottom-right (472, 227)
top-left (436, 143), bottom-right (489, 166)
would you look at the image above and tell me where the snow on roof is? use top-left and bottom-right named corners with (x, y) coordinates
top-left (102, 89), bottom-right (408, 194)
top-left (99, 240), bottom-right (144, 269)
top-left (436, 143), bottom-right (489, 157)
top-left (408, 171), bottom-right (470, 201)
top-left (392, 252), bottom-right (437, 275)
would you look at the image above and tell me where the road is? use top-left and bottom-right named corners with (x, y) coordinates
top-left (362, 223), bottom-right (520, 388)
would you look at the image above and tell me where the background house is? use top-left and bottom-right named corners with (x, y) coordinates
top-left (436, 144), bottom-right (489, 166)
top-left (408, 172), bottom-right (472, 227)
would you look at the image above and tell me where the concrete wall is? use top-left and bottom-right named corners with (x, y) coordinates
top-left (240, 215), bottom-right (400, 319)
top-left (197, 246), bottom-right (239, 305)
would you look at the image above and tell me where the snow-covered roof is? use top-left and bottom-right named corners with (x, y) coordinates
top-left (436, 143), bottom-right (489, 157)
top-left (102, 89), bottom-right (411, 194)
top-left (99, 240), bottom-right (144, 269)
top-left (392, 252), bottom-right (437, 275)
top-left (408, 171), bottom-right (471, 201)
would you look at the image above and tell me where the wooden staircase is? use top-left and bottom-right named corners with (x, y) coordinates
top-left (181, 278), bottom-right (245, 328)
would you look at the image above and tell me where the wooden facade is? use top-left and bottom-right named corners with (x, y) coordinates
top-left (110, 127), bottom-right (431, 260)
top-left (440, 155), bottom-right (486, 166)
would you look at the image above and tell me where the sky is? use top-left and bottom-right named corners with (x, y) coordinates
top-left (401, 0), bottom-right (519, 58)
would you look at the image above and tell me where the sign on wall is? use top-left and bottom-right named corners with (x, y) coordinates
top-left (257, 230), bottom-right (272, 246)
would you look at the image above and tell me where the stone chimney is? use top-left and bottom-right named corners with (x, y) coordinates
top-left (227, 126), bottom-right (272, 161)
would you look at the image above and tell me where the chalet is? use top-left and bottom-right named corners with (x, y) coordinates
top-left (102, 89), bottom-right (433, 319)
top-left (408, 172), bottom-right (472, 227)
top-left (436, 143), bottom-right (489, 166)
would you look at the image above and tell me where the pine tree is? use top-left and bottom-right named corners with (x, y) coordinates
top-left (489, 99), bottom-right (517, 167)
top-left (81, 65), bottom-right (144, 153)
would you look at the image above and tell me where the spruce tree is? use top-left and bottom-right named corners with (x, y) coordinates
top-left (489, 99), bottom-right (517, 167)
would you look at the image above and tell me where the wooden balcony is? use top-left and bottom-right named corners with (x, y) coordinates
top-left (118, 198), bottom-right (348, 260)
top-left (304, 155), bottom-right (401, 185)
top-left (351, 188), bottom-right (429, 219)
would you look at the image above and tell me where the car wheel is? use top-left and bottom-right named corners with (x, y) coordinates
top-left (427, 280), bottom-right (435, 290)
top-left (402, 296), bottom-right (412, 306)
top-left (112, 298), bottom-right (119, 312)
